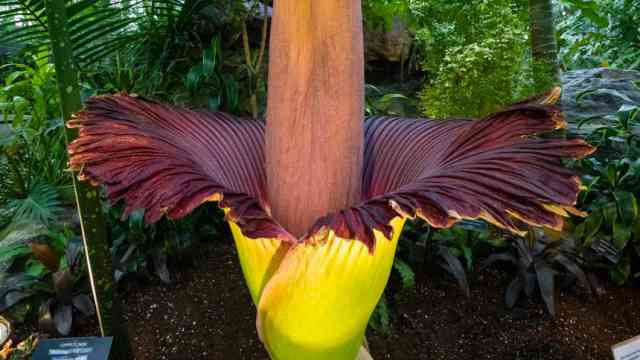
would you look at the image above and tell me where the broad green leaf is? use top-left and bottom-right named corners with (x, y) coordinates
top-left (573, 221), bottom-right (586, 240)
top-left (25, 259), bottom-right (47, 278)
top-left (185, 64), bottom-right (205, 91)
top-left (582, 210), bottom-right (603, 247)
top-left (634, 217), bottom-right (640, 238)
top-left (603, 202), bottom-right (619, 225)
top-left (222, 74), bottom-right (239, 111)
top-left (617, 104), bottom-right (639, 126)
top-left (615, 191), bottom-right (638, 225)
top-left (610, 258), bottom-right (631, 285)
top-left (613, 220), bottom-right (632, 250)
top-left (606, 163), bottom-right (618, 188)
top-left (208, 96), bottom-right (221, 111)
top-left (369, 297), bottom-right (391, 335)
top-left (462, 246), bottom-right (473, 270)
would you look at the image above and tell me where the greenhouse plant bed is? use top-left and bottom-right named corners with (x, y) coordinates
top-left (114, 240), bottom-right (640, 360)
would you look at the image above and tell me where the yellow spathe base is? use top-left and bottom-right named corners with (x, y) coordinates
top-left (230, 220), bottom-right (288, 304)
top-left (229, 216), bottom-right (405, 360)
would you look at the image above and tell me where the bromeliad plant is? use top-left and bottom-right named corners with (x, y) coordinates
top-left (0, 229), bottom-right (94, 336)
top-left (34, 237), bottom-right (96, 336)
top-left (483, 232), bottom-right (591, 316)
top-left (66, 1), bottom-right (593, 359)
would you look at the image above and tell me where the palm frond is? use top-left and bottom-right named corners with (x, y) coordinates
top-left (0, 0), bottom-right (188, 67)
top-left (0, 0), bottom-right (49, 46)
top-left (7, 182), bottom-right (63, 226)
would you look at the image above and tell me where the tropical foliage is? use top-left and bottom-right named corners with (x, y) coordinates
top-left (557, 0), bottom-right (640, 70)
top-left (569, 103), bottom-right (640, 285)
top-left (413, 0), bottom-right (533, 118)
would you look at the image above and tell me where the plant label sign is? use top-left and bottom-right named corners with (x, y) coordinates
top-left (32, 337), bottom-right (112, 360)
top-left (613, 335), bottom-right (640, 360)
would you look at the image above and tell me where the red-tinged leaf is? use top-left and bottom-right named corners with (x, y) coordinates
top-left (535, 260), bottom-right (556, 316)
top-left (505, 278), bottom-right (523, 308)
top-left (523, 272), bottom-right (536, 297)
top-left (306, 102), bottom-right (595, 250)
top-left (2, 291), bottom-right (31, 312)
top-left (38, 299), bottom-right (55, 335)
top-left (72, 294), bottom-right (96, 317)
top-left (437, 246), bottom-right (470, 297)
top-left (54, 304), bottom-right (73, 336)
top-left (481, 253), bottom-right (518, 269)
top-left (29, 242), bottom-right (61, 272)
top-left (67, 94), bottom-right (292, 243)
top-left (151, 245), bottom-right (171, 285)
top-left (53, 269), bottom-right (73, 304)
top-left (554, 253), bottom-right (591, 296)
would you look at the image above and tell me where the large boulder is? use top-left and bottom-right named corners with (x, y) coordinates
top-left (364, 17), bottom-right (412, 63)
top-left (559, 68), bottom-right (640, 136)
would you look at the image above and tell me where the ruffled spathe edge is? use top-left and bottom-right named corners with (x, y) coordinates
top-left (68, 91), bottom-right (595, 252)
top-left (67, 94), bottom-right (294, 243)
top-left (304, 102), bottom-right (595, 250)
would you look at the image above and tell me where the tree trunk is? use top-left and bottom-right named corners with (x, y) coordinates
top-left (529, 0), bottom-right (560, 87)
top-left (45, 0), bottom-right (131, 358)
top-left (265, 0), bottom-right (364, 236)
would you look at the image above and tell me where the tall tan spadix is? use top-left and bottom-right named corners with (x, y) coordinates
top-left (265, 0), bottom-right (364, 237)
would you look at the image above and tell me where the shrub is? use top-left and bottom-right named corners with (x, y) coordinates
top-left (568, 103), bottom-right (640, 285)
top-left (557, 0), bottom-right (640, 70)
top-left (410, 0), bottom-right (530, 118)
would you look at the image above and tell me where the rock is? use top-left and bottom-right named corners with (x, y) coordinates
top-left (365, 17), bottom-right (412, 63)
top-left (0, 316), bottom-right (10, 347)
top-left (559, 68), bottom-right (640, 136)
top-left (243, 0), bottom-right (272, 18)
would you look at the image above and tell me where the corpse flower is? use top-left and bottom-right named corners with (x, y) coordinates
top-left (66, 2), bottom-right (594, 359)
top-left (67, 90), bottom-right (593, 359)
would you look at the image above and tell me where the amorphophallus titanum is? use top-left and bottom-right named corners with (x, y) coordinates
top-left (66, 1), bottom-right (594, 359)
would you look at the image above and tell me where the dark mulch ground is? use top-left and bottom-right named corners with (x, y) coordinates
top-left (121, 242), bottom-right (267, 360)
top-left (368, 271), bottom-right (640, 360)
top-left (118, 239), bottom-right (640, 360)
top-left (54, 239), bottom-right (639, 359)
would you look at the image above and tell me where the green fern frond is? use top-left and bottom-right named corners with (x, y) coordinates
top-left (369, 296), bottom-right (392, 335)
top-left (393, 258), bottom-right (416, 290)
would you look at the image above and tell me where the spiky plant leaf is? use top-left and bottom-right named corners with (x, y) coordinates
top-left (534, 260), bottom-right (556, 316)
top-left (505, 278), bottom-right (523, 308)
top-left (437, 245), bottom-right (470, 297)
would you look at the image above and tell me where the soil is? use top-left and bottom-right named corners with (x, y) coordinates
top-left (368, 272), bottom-right (640, 360)
top-left (121, 241), bottom-right (267, 360)
top-left (52, 239), bottom-right (640, 359)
